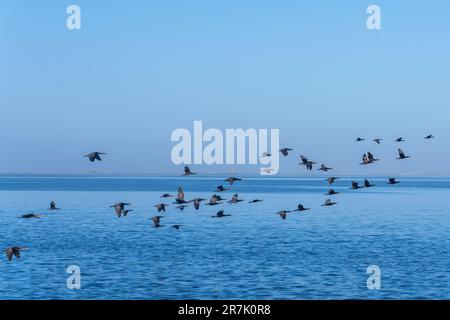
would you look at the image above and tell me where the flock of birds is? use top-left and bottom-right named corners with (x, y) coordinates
top-left (4, 134), bottom-right (436, 261)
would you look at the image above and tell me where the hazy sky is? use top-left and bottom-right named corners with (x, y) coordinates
top-left (1, 0), bottom-right (449, 175)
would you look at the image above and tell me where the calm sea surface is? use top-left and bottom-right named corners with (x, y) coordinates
top-left (1, 175), bottom-right (449, 299)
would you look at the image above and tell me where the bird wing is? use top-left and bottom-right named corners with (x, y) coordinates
top-left (178, 187), bottom-right (185, 200)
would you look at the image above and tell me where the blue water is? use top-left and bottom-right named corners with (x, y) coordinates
top-left (1, 175), bottom-right (450, 300)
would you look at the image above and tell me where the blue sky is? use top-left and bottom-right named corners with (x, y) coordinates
top-left (1, 0), bottom-right (449, 175)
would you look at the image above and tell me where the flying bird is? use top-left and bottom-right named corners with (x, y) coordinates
top-left (249, 199), bottom-right (263, 203)
top-left (152, 216), bottom-right (164, 228)
top-left (261, 152), bottom-right (272, 157)
top-left (154, 203), bottom-right (169, 213)
top-left (190, 198), bottom-right (206, 210)
top-left (373, 138), bottom-right (382, 144)
top-left (397, 148), bottom-right (410, 159)
top-left (160, 193), bottom-right (173, 198)
top-left (225, 177), bottom-right (242, 185)
top-left (20, 213), bottom-right (43, 219)
top-left (350, 181), bottom-right (363, 190)
top-left (183, 166), bottom-right (196, 176)
top-left (279, 148), bottom-right (293, 156)
top-left (212, 210), bottom-right (231, 218)
top-left (327, 177), bottom-right (339, 185)
top-left (294, 204), bottom-right (310, 212)
top-left (5, 247), bottom-right (28, 261)
top-left (424, 134), bottom-right (434, 139)
top-left (355, 137), bottom-right (365, 142)
top-left (325, 189), bottom-right (339, 195)
top-left (84, 152), bottom-right (106, 162)
top-left (110, 203), bottom-right (131, 217)
top-left (364, 179), bottom-right (375, 188)
top-left (387, 177), bottom-right (400, 185)
top-left (300, 155), bottom-right (316, 170)
top-left (173, 186), bottom-right (188, 204)
top-left (321, 199), bottom-right (337, 206)
top-left (176, 205), bottom-right (188, 211)
top-left (215, 185), bottom-right (228, 192)
top-left (49, 201), bottom-right (59, 210)
top-left (276, 210), bottom-right (290, 220)
top-left (395, 137), bottom-right (405, 142)
top-left (228, 193), bottom-right (244, 204)
top-left (318, 164), bottom-right (332, 172)
top-left (172, 224), bottom-right (183, 230)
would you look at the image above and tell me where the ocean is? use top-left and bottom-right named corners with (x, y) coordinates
top-left (1, 175), bottom-right (449, 299)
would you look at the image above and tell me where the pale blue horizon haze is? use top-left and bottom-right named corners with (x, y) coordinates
top-left (1, 1), bottom-right (449, 176)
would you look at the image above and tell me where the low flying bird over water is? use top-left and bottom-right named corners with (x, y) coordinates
top-left (205, 195), bottom-right (222, 206)
top-left (355, 137), bottom-right (365, 142)
top-left (387, 177), bottom-right (400, 185)
top-left (373, 138), bottom-right (382, 144)
top-left (160, 193), bottom-right (173, 198)
top-left (49, 201), bottom-right (59, 210)
top-left (395, 137), bottom-right (405, 142)
top-left (20, 213), bottom-right (43, 219)
top-left (172, 224), bottom-right (183, 230)
top-left (176, 205), bottom-right (188, 211)
top-left (215, 185), bottom-right (228, 192)
top-left (361, 152), bottom-right (379, 165)
top-left (397, 148), bottom-right (410, 159)
top-left (183, 166), bottom-right (196, 176)
top-left (351, 181), bottom-right (363, 190)
top-left (249, 199), bottom-right (263, 203)
top-left (173, 186), bottom-right (188, 204)
top-left (152, 216), bottom-right (164, 228)
top-left (84, 152), bottom-right (106, 162)
top-left (327, 177), bottom-right (339, 185)
top-left (321, 199), bottom-right (337, 206)
top-left (154, 203), bottom-right (169, 213)
top-left (325, 189), bottom-right (339, 195)
top-left (425, 134), bottom-right (434, 139)
top-left (279, 148), bottom-right (293, 156)
top-left (277, 210), bottom-right (290, 220)
top-left (318, 164), bottom-right (332, 172)
top-left (110, 202), bottom-right (131, 217)
top-left (228, 193), bottom-right (244, 204)
top-left (190, 198), bottom-right (206, 210)
top-left (212, 210), bottom-right (231, 218)
top-left (364, 179), bottom-right (375, 188)
top-left (225, 177), bottom-right (242, 185)
top-left (294, 204), bottom-right (310, 212)
top-left (300, 155), bottom-right (316, 171)
top-left (5, 247), bottom-right (28, 261)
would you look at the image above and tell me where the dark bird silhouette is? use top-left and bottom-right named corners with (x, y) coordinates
top-left (160, 193), bottom-right (173, 198)
top-left (190, 198), bottom-right (206, 210)
top-left (425, 134), bottom-right (434, 139)
top-left (225, 177), bottom-right (242, 185)
top-left (5, 247), bottom-right (28, 261)
top-left (215, 185), bottom-right (228, 192)
top-left (321, 199), bottom-right (337, 206)
top-left (49, 201), bottom-right (59, 210)
top-left (350, 181), bottom-right (363, 190)
top-left (361, 152), bottom-right (378, 165)
top-left (249, 199), bottom-right (263, 203)
top-left (173, 186), bottom-right (188, 204)
top-left (397, 148), bottom-right (410, 159)
top-left (172, 224), bottom-right (183, 230)
top-left (325, 189), bottom-right (339, 195)
top-left (276, 210), bottom-right (290, 220)
top-left (228, 193), bottom-right (244, 204)
top-left (205, 195), bottom-right (222, 206)
top-left (154, 203), bottom-right (169, 213)
top-left (279, 148), bottom-right (293, 156)
top-left (355, 137), bottom-right (365, 142)
top-left (261, 152), bottom-right (272, 157)
top-left (327, 177), bottom-right (339, 185)
top-left (110, 203), bottom-right (131, 217)
top-left (183, 166), bottom-right (196, 176)
top-left (294, 204), bottom-right (310, 212)
top-left (373, 138), bottom-right (382, 144)
top-left (387, 177), bottom-right (400, 185)
top-left (122, 209), bottom-right (133, 217)
top-left (318, 164), bottom-right (332, 172)
top-left (367, 152), bottom-right (379, 162)
top-left (300, 155), bottom-right (316, 170)
top-left (212, 210), bottom-right (231, 218)
top-left (364, 179), bottom-right (375, 188)
top-left (395, 137), bottom-right (405, 142)
top-left (84, 152), bottom-right (106, 162)
top-left (176, 205), bottom-right (188, 211)
top-left (152, 216), bottom-right (164, 228)
top-left (20, 213), bottom-right (43, 219)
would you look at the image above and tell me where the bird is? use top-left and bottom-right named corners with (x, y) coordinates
top-left (172, 224), bottom-right (183, 230)
top-left (173, 186), bottom-right (188, 204)
top-left (397, 148), bottom-right (410, 159)
top-left (110, 203), bottom-right (131, 217)
top-left (387, 177), bottom-right (400, 185)
top-left (84, 152), bottom-right (106, 162)
top-left (318, 164), bottom-right (332, 172)
top-left (160, 193), bottom-right (173, 198)
top-left (261, 152), bottom-right (272, 157)
top-left (20, 213), bottom-right (43, 219)
top-left (327, 177), bottom-right (339, 185)
top-left (215, 185), bottom-right (228, 192)
top-left (367, 152), bottom-right (379, 162)
top-left (395, 137), bottom-right (405, 142)
top-left (364, 179), bottom-right (375, 188)
top-left (176, 205), bottom-right (188, 211)
top-left (205, 195), bottom-right (222, 206)
top-left (261, 168), bottom-right (275, 174)
top-left (325, 189), bottom-right (339, 195)
top-left (425, 134), bottom-right (434, 139)
top-left (225, 177), bottom-right (242, 185)
top-left (212, 210), bottom-right (231, 218)
top-left (355, 137), bottom-right (365, 142)
top-left (49, 201), bottom-right (59, 210)
top-left (154, 203), bottom-right (169, 213)
top-left (189, 198), bottom-right (206, 210)
top-left (279, 148), bottom-right (293, 156)
top-left (361, 152), bottom-right (378, 165)
top-left (228, 193), bottom-right (244, 204)
top-left (5, 247), bottom-right (28, 261)
top-left (300, 155), bottom-right (316, 170)
top-left (249, 199), bottom-right (263, 203)
top-left (276, 210), bottom-right (290, 220)
top-left (350, 181), bottom-right (363, 190)
top-left (122, 209), bottom-right (133, 217)
top-left (321, 199), bottom-right (337, 206)
top-left (152, 216), bottom-right (164, 227)
top-left (183, 166), bottom-right (196, 176)
top-left (373, 138), bottom-right (382, 144)
top-left (294, 204), bottom-right (310, 212)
